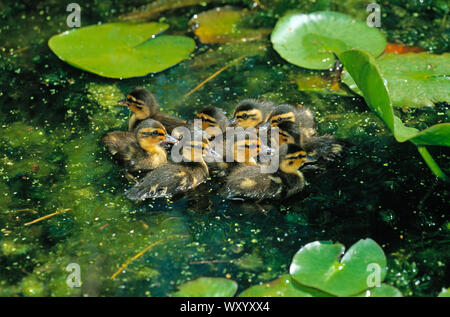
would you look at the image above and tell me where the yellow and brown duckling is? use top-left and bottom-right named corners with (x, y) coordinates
top-left (101, 119), bottom-right (178, 174)
top-left (208, 130), bottom-right (275, 177)
top-left (260, 103), bottom-right (317, 140)
top-left (220, 143), bottom-right (316, 200)
top-left (229, 99), bottom-right (276, 128)
top-left (119, 87), bottom-right (187, 133)
top-left (194, 106), bottom-right (229, 141)
top-left (126, 139), bottom-right (219, 200)
top-left (270, 118), bottom-right (343, 168)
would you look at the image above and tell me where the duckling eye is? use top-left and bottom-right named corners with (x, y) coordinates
top-left (152, 130), bottom-right (159, 135)
top-left (277, 117), bottom-right (283, 122)
top-left (241, 113), bottom-right (249, 119)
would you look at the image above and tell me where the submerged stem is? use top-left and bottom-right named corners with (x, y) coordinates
top-left (416, 145), bottom-right (448, 181)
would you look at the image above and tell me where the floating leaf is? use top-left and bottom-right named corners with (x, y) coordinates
top-left (239, 274), bottom-right (330, 297)
top-left (384, 43), bottom-right (425, 54)
top-left (290, 239), bottom-right (387, 296)
top-left (356, 284), bottom-right (403, 297)
top-left (173, 277), bottom-right (238, 297)
top-left (271, 11), bottom-right (386, 70)
top-left (438, 288), bottom-right (450, 297)
top-left (292, 69), bottom-right (353, 96)
top-left (342, 52), bottom-right (450, 108)
top-left (48, 22), bottom-right (195, 78)
top-left (189, 6), bottom-right (270, 44)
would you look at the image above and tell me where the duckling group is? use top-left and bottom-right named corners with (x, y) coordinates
top-left (102, 88), bottom-right (343, 202)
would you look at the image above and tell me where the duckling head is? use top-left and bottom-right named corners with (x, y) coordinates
top-left (260, 104), bottom-right (297, 130)
top-left (279, 144), bottom-right (316, 175)
top-left (195, 106), bottom-right (229, 135)
top-left (276, 121), bottom-right (301, 145)
top-left (182, 139), bottom-right (219, 163)
top-left (230, 99), bottom-right (267, 128)
top-left (135, 119), bottom-right (178, 151)
top-left (230, 132), bottom-right (273, 164)
top-left (118, 88), bottom-right (158, 120)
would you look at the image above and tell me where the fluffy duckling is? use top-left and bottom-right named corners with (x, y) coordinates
top-left (272, 119), bottom-right (343, 167)
top-left (229, 99), bottom-right (276, 128)
top-left (207, 130), bottom-right (274, 177)
top-left (194, 106), bottom-right (229, 141)
top-left (126, 139), bottom-right (218, 200)
top-left (102, 119), bottom-right (178, 174)
top-left (119, 87), bottom-right (187, 133)
top-left (220, 143), bottom-right (316, 200)
top-left (260, 104), bottom-right (317, 139)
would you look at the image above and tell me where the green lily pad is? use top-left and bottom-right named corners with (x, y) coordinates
top-left (292, 69), bottom-right (353, 96)
top-left (271, 11), bottom-right (386, 70)
top-left (189, 6), bottom-right (270, 44)
top-left (290, 239), bottom-right (387, 296)
top-left (172, 277), bottom-right (238, 297)
top-left (239, 274), bottom-right (331, 297)
top-left (48, 22), bottom-right (195, 78)
top-left (438, 288), bottom-right (450, 297)
top-left (342, 53), bottom-right (450, 108)
top-left (355, 284), bottom-right (403, 297)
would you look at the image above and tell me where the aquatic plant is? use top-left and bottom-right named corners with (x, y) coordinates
top-left (172, 239), bottom-right (403, 297)
top-left (48, 22), bottom-right (195, 78)
top-left (271, 11), bottom-right (449, 179)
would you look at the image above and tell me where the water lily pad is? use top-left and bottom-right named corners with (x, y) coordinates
top-left (239, 274), bottom-right (329, 297)
top-left (292, 69), bottom-right (353, 96)
top-left (48, 22), bottom-right (195, 78)
top-left (189, 6), bottom-right (270, 44)
top-left (356, 284), bottom-right (403, 297)
top-left (173, 277), bottom-right (238, 297)
top-left (271, 11), bottom-right (386, 70)
top-left (290, 239), bottom-right (387, 296)
top-left (438, 288), bottom-right (450, 297)
top-left (342, 52), bottom-right (450, 108)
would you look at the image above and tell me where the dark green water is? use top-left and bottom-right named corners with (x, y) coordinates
top-left (0, 0), bottom-right (448, 296)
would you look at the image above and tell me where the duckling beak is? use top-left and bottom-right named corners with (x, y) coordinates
top-left (260, 144), bottom-right (275, 156)
top-left (206, 148), bottom-right (221, 159)
top-left (117, 98), bottom-right (127, 106)
top-left (228, 117), bottom-right (237, 126)
top-left (163, 134), bottom-right (179, 144)
top-left (258, 121), bottom-right (271, 131)
top-left (305, 155), bottom-right (317, 164)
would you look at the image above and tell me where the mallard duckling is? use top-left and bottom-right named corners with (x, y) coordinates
top-left (207, 130), bottom-right (274, 177)
top-left (220, 143), bottom-right (316, 200)
top-left (194, 106), bottom-right (229, 141)
top-left (229, 99), bottom-right (276, 128)
top-left (101, 119), bottom-right (178, 174)
top-left (260, 103), bottom-right (317, 139)
top-left (272, 119), bottom-right (343, 167)
top-left (126, 139), bottom-right (218, 200)
top-left (118, 87), bottom-right (186, 133)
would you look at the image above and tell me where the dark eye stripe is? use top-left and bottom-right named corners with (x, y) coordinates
top-left (199, 117), bottom-right (216, 124)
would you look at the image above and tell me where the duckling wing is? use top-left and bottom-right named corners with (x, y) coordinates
top-left (126, 163), bottom-right (206, 200)
top-left (302, 135), bottom-right (343, 165)
top-left (101, 131), bottom-right (135, 156)
top-left (221, 166), bottom-right (281, 200)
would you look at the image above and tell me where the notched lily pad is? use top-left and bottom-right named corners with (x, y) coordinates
top-left (271, 11), bottom-right (386, 70)
top-left (356, 284), bottom-right (403, 297)
top-left (289, 239), bottom-right (387, 296)
top-left (172, 277), bottom-right (238, 297)
top-left (239, 274), bottom-right (331, 297)
top-left (342, 52), bottom-right (450, 108)
top-left (48, 22), bottom-right (195, 78)
top-left (189, 6), bottom-right (270, 44)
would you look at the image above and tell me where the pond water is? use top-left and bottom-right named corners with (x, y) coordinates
top-left (0, 0), bottom-right (448, 296)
